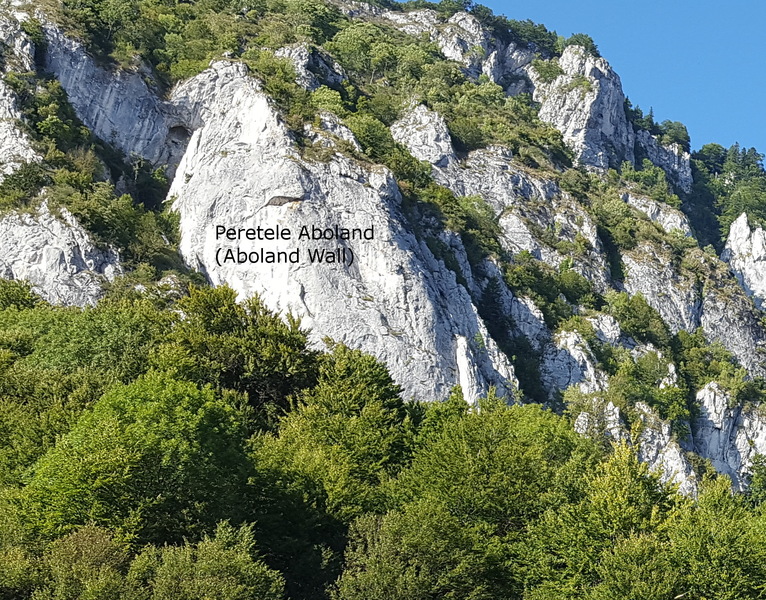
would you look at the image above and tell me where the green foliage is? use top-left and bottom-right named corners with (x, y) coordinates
top-left (504, 252), bottom-right (597, 328)
top-left (522, 444), bottom-right (674, 598)
top-left (23, 373), bottom-right (252, 545)
top-left (605, 291), bottom-right (671, 350)
top-left (561, 73), bottom-right (592, 96)
top-left (658, 120), bottom-right (691, 152)
top-left (334, 500), bottom-right (502, 600)
top-left (252, 344), bottom-right (412, 522)
top-left (152, 286), bottom-right (318, 424)
top-left (621, 134), bottom-right (766, 252)
top-left (621, 159), bottom-right (681, 208)
top-left (127, 522), bottom-right (284, 600)
top-left (396, 402), bottom-right (596, 534)
top-left (561, 33), bottom-right (600, 57)
top-left (531, 58), bottom-right (563, 84)
top-left (603, 352), bottom-right (690, 423)
top-left (32, 525), bottom-right (130, 599)
top-left (0, 280), bottom-right (43, 311)
top-left (747, 454), bottom-right (766, 507)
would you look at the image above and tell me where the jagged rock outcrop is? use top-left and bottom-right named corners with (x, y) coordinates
top-left (391, 104), bottom-right (456, 169)
top-left (722, 213), bottom-right (766, 309)
top-left (635, 403), bottom-right (698, 496)
top-left (41, 22), bottom-right (188, 169)
top-left (0, 79), bottom-right (39, 182)
top-left (634, 129), bottom-right (693, 193)
top-left (624, 243), bottom-right (766, 376)
top-left (700, 284), bottom-right (766, 378)
top-left (0, 201), bottom-right (121, 305)
top-left (622, 243), bottom-right (701, 333)
top-left (530, 46), bottom-right (635, 172)
top-left (169, 61), bottom-right (517, 402)
top-left (391, 104), bottom-right (611, 292)
top-left (0, 14), bottom-right (40, 181)
top-left (541, 329), bottom-right (608, 397)
top-left (382, 9), bottom-right (534, 91)
top-left (691, 382), bottom-right (766, 490)
top-left (528, 47), bottom-right (692, 192)
top-left (275, 43), bottom-right (346, 91)
top-left (622, 192), bottom-right (692, 236)
top-left (0, 10), bottom-right (34, 72)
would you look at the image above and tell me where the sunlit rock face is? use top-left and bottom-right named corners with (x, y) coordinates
top-left (0, 202), bottom-right (121, 306)
top-left (168, 62), bottom-right (518, 403)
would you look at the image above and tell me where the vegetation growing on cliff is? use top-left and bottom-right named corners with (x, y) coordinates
top-left (4, 0), bottom-right (766, 598)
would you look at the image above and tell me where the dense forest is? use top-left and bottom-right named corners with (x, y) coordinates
top-left (3, 0), bottom-right (766, 597)
top-left (1, 280), bottom-right (766, 599)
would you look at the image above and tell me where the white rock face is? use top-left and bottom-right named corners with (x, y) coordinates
top-left (574, 400), bottom-right (627, 443)
top-left (169, 62), bottom-right (517, 402)
top-left (531, 46), bottom-right (634, 171)
top-left (0, 79), bottom-right (39, 181)
top-left (700, 286), bottom-right (766, 378)
top-left (0, 14), bottom-right (40, 181)
top-left (622, 192), bottom-right (692, 236)
top-left (635, 402), bottom-right (697, 496)
top-left (0, 12), bottom-right (34, 72)
top-left (42, 22), bottom-right (186, 167)
top-left (634, 129), bottom-right (693, 194)
top-left (0, 202), bottom-right (121, 306)
top-left (391, 104), bottom-right (456, 168)
top-left (691, 382), bottom-right (766, 490)
top-left (540, 329), bottom-right (608, 397)
top-left (274, 44), bottom-right (345, 92)
top-left (623, 243), bottom-right (701, 333)
top-left (723, 213), bottom-right (766, 309)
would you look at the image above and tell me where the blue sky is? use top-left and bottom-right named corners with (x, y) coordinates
top-left (482, 0), bottom-right (765, 153)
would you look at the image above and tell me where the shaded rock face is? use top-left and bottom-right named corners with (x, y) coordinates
top-left (700, 286), bottom-right (766, 378)
top-left (41, 22), bottom-right (188, 170)
top-left (622, 243), bottom-right (701, 333)
top-left (723, 213), bottom-right (766, 309)
top-left (634, 129), bottom-right (693, 194)
top-left (168, 62), bottom-right (517, 403)
top-left (622, 243), bottom-right (766, 377)
top-left (0, 202), bottom-right (121, 306)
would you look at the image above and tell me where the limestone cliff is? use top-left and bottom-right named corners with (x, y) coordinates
top-left (168, 62), bottom-right (517, 403)
top-left (0, 201), bottom-right (121, 305)
top-left (7, 2), bottom-right (766, 493)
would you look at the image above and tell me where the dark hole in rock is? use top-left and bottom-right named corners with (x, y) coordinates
top-left (168, 125), bottom-right (192, 145)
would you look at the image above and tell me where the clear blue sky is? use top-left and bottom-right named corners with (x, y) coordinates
top-left (482, 0), bottom-right (765, 153)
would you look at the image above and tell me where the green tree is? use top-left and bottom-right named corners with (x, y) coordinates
top-left (334, 500), bottom-right (502, 600)
top-left (24, 373), bottom-right (252, 545)
top-left (127, 522), bottom-right (284, 600)
top-left (152, 286), bottom-right (319, 424)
